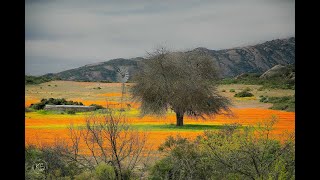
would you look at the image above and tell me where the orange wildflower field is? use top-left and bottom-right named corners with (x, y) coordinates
top-left (25, 108), bottom-right (294, 150)
top-left (25, 81), bottom-right (295, 151)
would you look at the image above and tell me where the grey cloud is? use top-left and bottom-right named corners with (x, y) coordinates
top-left (26, 0), bottom-right (294, 75)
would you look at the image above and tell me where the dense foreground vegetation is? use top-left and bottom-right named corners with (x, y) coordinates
top-left (151, 117), bottom-right (294, 180)
top-left (25, 112), bottom-right (294, 179)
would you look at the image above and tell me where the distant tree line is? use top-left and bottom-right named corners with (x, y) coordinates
top-left (29, 98), bottom-right (84, 110)
top-left (25, 75), bottom-right (60, 85)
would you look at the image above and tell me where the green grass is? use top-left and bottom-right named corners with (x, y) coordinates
top-left (36, 110), bottom-right (87, 115)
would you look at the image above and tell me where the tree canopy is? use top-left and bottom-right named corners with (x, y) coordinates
top-left (131, 48), bottom-right (231, 126)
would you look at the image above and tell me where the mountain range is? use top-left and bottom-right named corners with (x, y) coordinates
top-left (42, 37), bottom-right (295, 81)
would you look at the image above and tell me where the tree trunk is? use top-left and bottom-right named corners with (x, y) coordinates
top-left (176, 111), bottom-right (184, 126)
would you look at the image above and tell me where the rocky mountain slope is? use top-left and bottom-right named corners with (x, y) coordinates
top-left (260, 64), bottom-right (295, 80)
top-left (42, 37), bottom-right (295, 81)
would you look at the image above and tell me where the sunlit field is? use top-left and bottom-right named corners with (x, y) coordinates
top-left (25, 81), bottom-right (295, 150)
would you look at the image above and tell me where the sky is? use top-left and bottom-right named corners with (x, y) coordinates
top-left (25, 0), bottom-right (295, 76)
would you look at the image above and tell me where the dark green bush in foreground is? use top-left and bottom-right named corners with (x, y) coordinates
top-left (74, 163), bottom-right (115, 180)
top-left (150, 118), bottom-right (295, 180)
top-left (25, 145), bottom-right (82, 179)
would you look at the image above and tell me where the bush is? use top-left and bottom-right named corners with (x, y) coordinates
top-left (75, 164), bottom-right (117, 180)
top-left (95, 163), bottom-right (116, 180)
top-left (25, 108), bottom-right (34, 112)
top-left (149, 157), bottom-right (174, 179)
top-left (234, 90), bottom-right (254, 97)
top-left (67, 110), bottom-right (76, 114)
top-left (99, 80), bottom-right (113, 83)
top-left (229, 89), bottom-right (235, 92)
top-left (90, 104), bottom-right (105, 110)
top-left (120, 169), bottom-right (133, 180)
top-left (30, 98), bottom-right (84, 110)
top-left (151, 119), bottom-right (295, 179)
top-left (221, 89), bottom-right (226, 92)
top-left (260, 96), bottom-right (295, 112)
top-left (243, 87), bottom-right (251, 91)
top-left (74, 171), bottom-right (95, 180)
top-left (25, 146), bottom-right (83, 179)
top-left (259, 95), bottom-right (269, 103)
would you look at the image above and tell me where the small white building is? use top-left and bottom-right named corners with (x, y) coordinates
top-left (44, 105), bottom-right (95, 112)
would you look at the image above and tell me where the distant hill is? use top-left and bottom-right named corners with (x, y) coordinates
top-left (43, 57), bottom-right (144, 82)
top-left (41, 37), bottom-right (295, 81)
top-left (260, 64), bottom-right (295, 81)
top-left (221, 63), bottom-right (295, 89)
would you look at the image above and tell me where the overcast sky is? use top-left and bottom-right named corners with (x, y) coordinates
top-left (25, 0), bottom-right (295, 76)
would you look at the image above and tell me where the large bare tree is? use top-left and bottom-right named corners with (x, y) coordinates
top-left (131, 48), bottom-right (231, 126)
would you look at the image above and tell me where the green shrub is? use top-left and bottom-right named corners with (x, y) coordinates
top-left (229, 89), bottom-right (235, 93)
top-left (243, 87), bottom-right (251, 91)
top-left (221, 89), bottom-right (226, 92)
top-left (25, 169), bottom-right (46, 180)
top-left (29, 103), bottom-right (46, 110)
top-left (25, 146), bottom-right (83, 179)
top-left (25, 108), bottom-right (34, 112)
top-left (149, 157), bottom-right (174, 180)
top-left (90, 104), bottom-right (105, 110)
top-left (151, 119), bottom-right (295, 180)
top-left (234, 90), bottom-right (254, 97)
top-left (99, 80), bottom-right (113, 83)
top-left (121, 169), bottom-right (133, 180)
top-left (74, 171), bottom-right (95, 180)
top-left (67, 110), bottom-right (76, 114)
top-left (259, 95), bottom-right (269, 103)
top-left (30, 98), bottom-right (84, 110)
top-left (260, 96), bottom-right (295, 112)
top-left (95, 163), bottom-right (116, 180)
